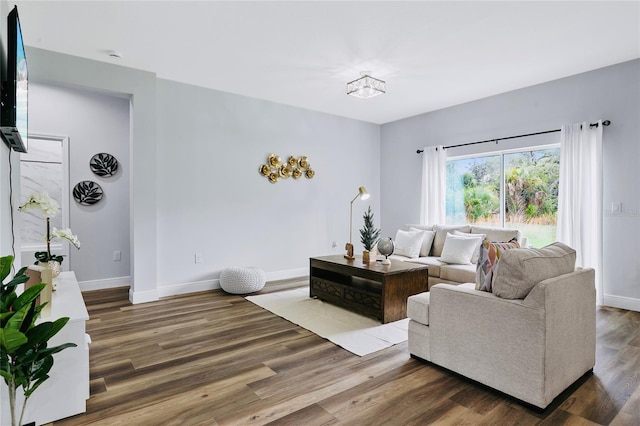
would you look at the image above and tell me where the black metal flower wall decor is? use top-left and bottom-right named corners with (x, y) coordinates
top-left (73, 181), bottom-right (103, 205)
top-left (90, 152), bottom-right (119, 177)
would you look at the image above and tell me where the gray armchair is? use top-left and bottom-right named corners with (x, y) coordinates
top-left (407, 244), bottom-right (596, 409)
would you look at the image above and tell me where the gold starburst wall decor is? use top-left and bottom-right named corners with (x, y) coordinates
top-left (259, 154), bottom-right (315, 184)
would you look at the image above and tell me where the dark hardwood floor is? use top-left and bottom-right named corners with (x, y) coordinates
top-left (52, 280), bottom-right (640, 425)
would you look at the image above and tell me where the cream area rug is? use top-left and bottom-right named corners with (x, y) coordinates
top-left (245, 287), bottom-right (409, 356)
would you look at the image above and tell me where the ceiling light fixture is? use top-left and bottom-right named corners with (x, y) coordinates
top-left (346, 71), bottom-right (385, 99)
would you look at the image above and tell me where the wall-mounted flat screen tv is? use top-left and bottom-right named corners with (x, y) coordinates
top-left (1, 5), bottom-right (28, 153)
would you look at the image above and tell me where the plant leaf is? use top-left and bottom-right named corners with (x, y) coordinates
top-left (0, 255), bottom-right (13, 281)
top-left (12, 283), bottom-right (45, 313)
top-left (26, 317), bottom-right (70, 346)
top-left (0, 328), bottom-right (28, 353)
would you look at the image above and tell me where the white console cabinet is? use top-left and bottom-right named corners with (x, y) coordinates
top-left (1, 271), bottom-right (90, 425)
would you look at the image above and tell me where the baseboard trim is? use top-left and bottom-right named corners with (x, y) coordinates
top-left (158, 278), bottom-right (220, 298)
top-left (83, 268), bottom-right (309, 302)
top-left (266, 268), bottom-right (308, 282)
top-left (129, 288), bottom-right (159, 304)
top-left (603, 294), bottom-right (640, 312)
top-left (78, 276), bottom-right (131, 292)
top-left (157, 268), bottom-right (308, 299)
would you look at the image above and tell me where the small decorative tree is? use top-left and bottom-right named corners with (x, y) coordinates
top-left (0, 255), bottom-right (76, 426)
top-left (359, 206), bottom-right (381, 251)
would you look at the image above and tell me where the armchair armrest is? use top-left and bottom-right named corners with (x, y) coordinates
top-left (523, 268), bottom-right (596, 402)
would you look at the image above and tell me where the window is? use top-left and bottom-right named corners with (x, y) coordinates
top-left (446, 147), bottom-right (560, 248)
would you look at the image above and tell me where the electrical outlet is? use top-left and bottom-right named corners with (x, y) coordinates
top-left (113, 251), bottom-right (121, 261)
top-left (195, 253), bottom-right (203, 264)
top-left (332, 241), bottom-right (337, 248)
top-left (612, 202), bottom-right (622, 213)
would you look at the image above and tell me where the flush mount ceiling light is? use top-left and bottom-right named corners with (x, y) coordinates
top-left (346, 71), bottom-right (386, 99)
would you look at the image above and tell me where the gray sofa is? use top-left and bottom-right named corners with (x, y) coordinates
top-left (390, 224), bottom-right (524, 288)
top-left (406, 243), bottom-right (596, 409)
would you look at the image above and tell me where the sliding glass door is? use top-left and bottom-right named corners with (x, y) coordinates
top-left (446, 147), bottom-right (560, 248)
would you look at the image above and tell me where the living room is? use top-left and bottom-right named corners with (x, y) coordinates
top-left (0, 1), bottom-right (639, 425)
top-left (1, 1), bottom-right (638, 310)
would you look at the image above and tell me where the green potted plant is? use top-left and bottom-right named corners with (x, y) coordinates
top-left (359, 206), bottom-right (381, 263)
top-left (0, 255), bottom-right (77, 426)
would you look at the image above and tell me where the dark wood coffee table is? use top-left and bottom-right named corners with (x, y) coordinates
top-left (309, 255), bottom-right (429, 323)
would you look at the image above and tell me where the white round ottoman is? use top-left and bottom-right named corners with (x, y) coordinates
top-left (219, 266), bottom-right (266, 294)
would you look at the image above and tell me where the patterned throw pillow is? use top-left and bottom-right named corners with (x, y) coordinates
top-left (475, 239), bottom-right (520, 292)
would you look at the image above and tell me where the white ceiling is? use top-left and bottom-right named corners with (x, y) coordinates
top-left (13, 1), bottom-right (640, 124)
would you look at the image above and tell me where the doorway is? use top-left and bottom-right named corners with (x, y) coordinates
top-left (20, 134), bottom-right (70, 270)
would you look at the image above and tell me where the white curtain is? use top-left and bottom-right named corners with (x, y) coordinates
top-left (420, 145), bottom-right (447, 224)
top-left (557, 121), bottom-right (603, 305)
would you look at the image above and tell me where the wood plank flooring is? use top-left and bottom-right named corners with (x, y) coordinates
top-left (52, 280), bottom-right (640, 425)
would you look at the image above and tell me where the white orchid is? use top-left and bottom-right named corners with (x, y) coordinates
top-left (51, 227), bottom-right (81, 250)
top-left (19, 192), bottom-right (80, 264)
top-left (18, 191), bottom-right (60, 217)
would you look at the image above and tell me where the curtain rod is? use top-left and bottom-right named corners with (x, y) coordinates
top-left (416, 120), bottom-right (611, 154)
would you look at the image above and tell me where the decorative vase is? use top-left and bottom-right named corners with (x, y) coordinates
top-left (38, 260), bottom-right (60, 291)
top-left (39, 260), bottom-right (61, 277)
top-left (362, 250), bottom-right (370, 264)
top-left (47, 260), bottom-right (61, 278)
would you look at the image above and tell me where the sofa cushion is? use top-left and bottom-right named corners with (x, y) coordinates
top-left (453, 230), bottom-right (486, 263)
top-left (410, 228), bottom-right (436, 257)
top-left (439, 263), bottom-right (476, 283)
top-left (492, 242), bottom-right (577, 299)
top-left (407, 292), bottom-right (430, 325)
top-left (433, 225), bottom-right (470, 256)
top-left (439, 233), bottom-right (478, 264)
top-left (403, 256), bottom-right (444, 277)
top-left (475, 240), bottom-right (520, 292)
top-left (470, 225), bottom-right (520, 244)
top-left (402, 224), bottom-right (434, 232)
top-left (394, 229), bottom-right (424, 258)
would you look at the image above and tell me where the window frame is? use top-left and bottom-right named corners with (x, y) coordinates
top-left (445, 143), bottom-right (560, 228)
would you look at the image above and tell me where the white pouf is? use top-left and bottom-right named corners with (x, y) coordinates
top-left (219, 266), bottom-right (266, 294)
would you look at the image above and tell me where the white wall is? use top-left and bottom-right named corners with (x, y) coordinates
top-left (28, 83), bottom-right (130, 285)
top-left (380, 59), bottom-right (640, 310)
top-left (156, 80), bottom-right (380, 295)
top-left (21, 47), bottom-right (380, 300)
top-left (25, 47), bottom-right (158, 303)
top-left (0, 140), bottom-right (21, 266)
top-left (17, 48), bottom-right (638, 309)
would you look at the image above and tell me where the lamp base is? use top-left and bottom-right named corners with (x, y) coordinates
top-left (344, 242), bottom-right (355, 260)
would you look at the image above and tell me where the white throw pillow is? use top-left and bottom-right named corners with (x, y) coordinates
top-left (439, 233), bottom-right (480, 264)
top-left (452, 230), bottom-right (486, 263)
top-left (410, 228), bottom-right (436, 257)
top-left (394, 229), bottom-right (425, 259)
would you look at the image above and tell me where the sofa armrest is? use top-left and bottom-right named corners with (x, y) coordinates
top-left (429, 283), bottom-right (546, 404)
top-left (429, 283), bottom-right (545, 366)
top-left (523, 268), bottom-right (596, 403)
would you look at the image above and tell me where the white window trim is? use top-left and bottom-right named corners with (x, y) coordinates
top-left (446, 143), bottom-right (560, 162)
top-left (446, 143), bottom-right (560, 228)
